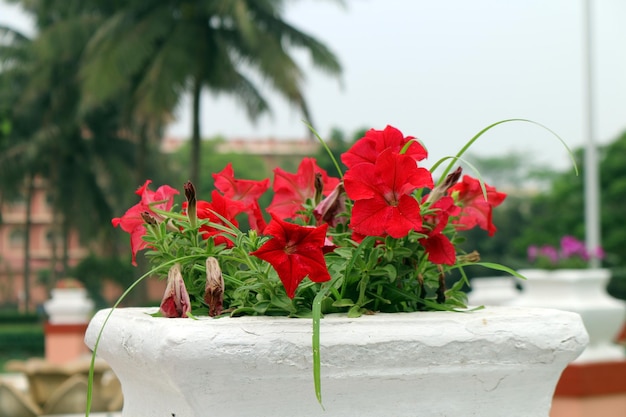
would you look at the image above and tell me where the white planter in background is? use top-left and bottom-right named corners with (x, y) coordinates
top-left (85, 306), bottom-right (587, 417)
top-left (44, 288), bottom-right (94, 324)
top-left (468, 276), bottom-right (520, 306)
top-left (511, 268), bottom-right (626, 362)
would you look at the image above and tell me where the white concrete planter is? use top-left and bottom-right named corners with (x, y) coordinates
top-left (511, 268), bottom-right (626, 362)
top-left (44, 288), bottom-right (94, 324)
top-left (468, 276), bottom-right (520, 306)
top-left (85, 306), bottom-right (587, 417)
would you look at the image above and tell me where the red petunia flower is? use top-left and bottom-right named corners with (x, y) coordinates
top-left (250, 215), bottom-right (331, 298)
top-left (212, 163), bottom-right (270, 232)
top-left (421, 196), bottom-right (461, 236)
top-left (419, 233), bottom-right (457, 265)
top-left (343, 149), bottom-right (433, 238)
top-left (447, 175), bottom-right (507, 236)
top-left (341, 125), bottom-right (428, 169)
top-left (418, 196), bottom-right (461, 265)
top-left (267, 158), bottom-right (339, 220)
top-left (112, 180), bottom-right (179, 265)
top-left (192, 191), bottom-right (246, 247)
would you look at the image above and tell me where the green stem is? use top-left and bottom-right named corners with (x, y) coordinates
top-left (304, 121), bottom-right (345, 180)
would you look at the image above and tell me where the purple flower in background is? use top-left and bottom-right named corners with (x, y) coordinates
top-left (560, 235), bottom-right (588, 260)
top-left (527, 235), bottom-right (604, 268)
top-left (591, 246), bottom-right (605, 260)
top-left (539, 245), bottom-right (559, 265)
top-left (527, 245), bottom-right (539, 262)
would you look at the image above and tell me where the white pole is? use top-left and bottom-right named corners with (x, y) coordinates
top-left (583, 0), bottom-right (601, 268)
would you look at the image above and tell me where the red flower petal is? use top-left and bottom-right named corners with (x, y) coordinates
top-left (448, 176), bottom-right (507, 236)
top-left (344, 150), bottom-right (430, 238)
top-left (113, 181), bottom-right (179, 265)
top-left (250, 216), bottom-right (330, 298)
top-left (349, 195), bottom-right (422, 238)
top-left (421, 196), bottom-right (461, 236)
top-left (213, 163), bottom-right (270, 231)
top-left (191, 192), bottom-right (246, 246)
top-left (341, 125), bottom-right (428, 168)
top-left (420, 233), bottom-right (456, 265)
top-left (267, 158), bottom-right (339, 220)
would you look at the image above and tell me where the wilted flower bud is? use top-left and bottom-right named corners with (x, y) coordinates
top-left (184, 181), bottom-right (197, 228)
top-left (204, 257), bottom-right (224, 317)
top-left (426, 166), bottom-right (463, 204)
top-left (458, 250), bottom-right (481, 264)
top-left (314, 183), bottom-right (348, 227)
top-left (141, 211), bottom-right (158, 226)
top-left (159, 264), bottom-right (191, 318)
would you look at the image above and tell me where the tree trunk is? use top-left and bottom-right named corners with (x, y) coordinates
top-left (190, 76), bottom-right (202, 188)
top-left (129, 122), bottom-right (151, 306)
top-left (61, 213), bottom-right (70, 275)
top-left (22, 173), bottom-right (34, 313)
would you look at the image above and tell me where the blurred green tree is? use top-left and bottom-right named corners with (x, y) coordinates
top-left (79, 0), bottom-right (343, 189)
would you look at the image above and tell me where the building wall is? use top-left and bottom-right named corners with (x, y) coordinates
top-left (0, 178), bottom-right (88, 311)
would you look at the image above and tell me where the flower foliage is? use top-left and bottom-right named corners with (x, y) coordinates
top-left (112, 125), bottom-right (509, 318)
top-left (527, 235), bottom-right (604, 269)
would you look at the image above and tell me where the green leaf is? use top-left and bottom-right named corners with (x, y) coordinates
top-left (230, 307), bottom-right (257, 317)
top-left (392, 247), bottom-right (414, 257)
top-left (347, 304), bottom-right (364, 318)
top-left (312, 283), bottom-right (334, 409)
top-left (331, 298), bottom-right (355, 308)
top-left (253, 301), bottom-right (270, 314)
top-left (370, 264), bottom-right (397, 282)
top-left (432, 118), bottom-right (578, 179)
top-left (471, 262), bottom-right (527, 280)
top-left (270, 292), bottom-right (296, 313)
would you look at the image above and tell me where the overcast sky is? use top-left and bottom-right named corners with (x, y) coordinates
top-left (1, 0), bottom-right (625, 171)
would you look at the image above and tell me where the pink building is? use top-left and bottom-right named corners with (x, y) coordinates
top-left (0, 178), bottom-right (88, 311)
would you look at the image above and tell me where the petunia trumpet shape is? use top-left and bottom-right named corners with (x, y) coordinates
top-left (250, 215), bottom-right (331, 298)
top-left (419, 196), bottom-right (461, 265)
top-left (267, 158), bottom-right (339, 221)
top-left (112, 180), bottom-right (179, 265)
top-left (447, 175), bottom-right (507, 236)
top-left (213, 163), bottom-right (270, 232)
top-left (187, 191), bottom-right (247, 247)
top-left (160, 264), bottom-right (191, 318)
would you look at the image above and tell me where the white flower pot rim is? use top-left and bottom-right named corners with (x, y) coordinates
top-left (85, 306), bottom-right (588, 417)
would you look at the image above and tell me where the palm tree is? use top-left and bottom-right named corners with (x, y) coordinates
top-left (0, 8), bottom-right (140, 286)
top-left (79, 0), bottom-right (342, 187)
top-left (0, 23), bottom-right (43, 311)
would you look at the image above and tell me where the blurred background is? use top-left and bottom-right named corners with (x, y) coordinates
top-left (0, 0), bottom-right (625, 398)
